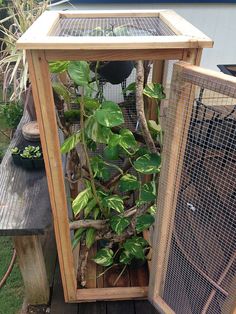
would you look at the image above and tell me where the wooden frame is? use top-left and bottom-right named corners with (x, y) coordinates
top-left (16, 10), bottom-right (212, 303)
top-left (149, 61), bottom-right (236, 313)
top-left (17, 10), bottom-right (213, 50)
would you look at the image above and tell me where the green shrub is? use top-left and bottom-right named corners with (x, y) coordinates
top-left (0, 103), bottom-right (23, 129)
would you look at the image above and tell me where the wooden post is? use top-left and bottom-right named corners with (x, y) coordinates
top-left (26, 50), bottom-right (77, 301)
top-left (13, 235), bottom-right (49, 305)
top-left (146, 60), bottom-right (165, 122)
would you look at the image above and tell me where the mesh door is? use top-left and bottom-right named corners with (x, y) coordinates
top-left (150, 63), bottom-right (236, 314)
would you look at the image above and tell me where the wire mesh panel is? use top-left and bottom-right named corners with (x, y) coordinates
top-left (150, 63), bottom-right (236, 314)
top-left (52, 17), bottom-right (175, 37)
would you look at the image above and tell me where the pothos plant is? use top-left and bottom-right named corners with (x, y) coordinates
top-left (50, 60), bottom-right (165, 287)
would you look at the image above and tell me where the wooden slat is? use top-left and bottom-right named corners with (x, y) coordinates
top-left (129, 264), bottom-right (149, 287)
top-left (16, 11), bottom-right (59, 47)
top-left (97, 264), bottom-right (104, 288)
top-left (27, 50), bottom-right (77, 301)
top-left (134, 300), bottom-right (158, 314)
top-left (76, 287), bottom-right (148, 301)
top-left (17, 35), bottom-right (211, 50)
top-left (45, 49), bottom-right (184, 62)
top-left (0, 112), bottom-right (51, 236)
top-left (79, 302), bottom-right (107, 314)
top-left (84, 244), bottom-right (97, 289)
top-left (178, 61), bottom-right (236, 98)
top-left (150, 296), bottom-right (175, 314)
top-left (60, 10), bottom-right (161, 18)
top-left (106, 301), bottom-right (135, 314)
top-left (104, 265), bottom-right (130, 288)
top-left (160, 10), bottom-right (213, 46)
top-left (13, 235), bottom-right (50, 305)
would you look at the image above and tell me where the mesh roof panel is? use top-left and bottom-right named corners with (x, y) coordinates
top-left (51, 17), bottom-right (175, 37)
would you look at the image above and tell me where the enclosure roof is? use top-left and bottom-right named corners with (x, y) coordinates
top-left (16, 10), bottom-right (213, 50)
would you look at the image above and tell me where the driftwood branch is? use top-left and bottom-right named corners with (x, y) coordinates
top-left (69, 205), bottom-right (144, 231)
top-left (136, 60), bottom-right (157, 154)
top-left (70, 219), bottom-right (108, 230)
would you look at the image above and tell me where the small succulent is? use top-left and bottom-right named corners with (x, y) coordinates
top-left (20, 145), bottom-right (42, 159)
top-left (11, 147), bottom-right (20, 155)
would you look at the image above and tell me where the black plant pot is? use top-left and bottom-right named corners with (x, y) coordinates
top-left (20, 158), bottom-right (34, 171)
top-left (98, 61), bottom-right (134, 85)
top-left (11, 154), bottom-right (22, 167)
top-left (33, 158), bottom-right (44, 170)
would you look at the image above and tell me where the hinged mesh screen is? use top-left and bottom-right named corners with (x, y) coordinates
top-left (51, 17), bottom-right (175, 37)
top-left (155, 65), bottom-right (236, 314)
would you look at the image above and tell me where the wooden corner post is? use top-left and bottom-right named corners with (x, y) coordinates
top-left (26, 50), bottom-right (77, 301)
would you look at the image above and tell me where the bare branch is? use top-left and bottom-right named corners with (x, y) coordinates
top-left (136, 60), bottom-right (157, 154)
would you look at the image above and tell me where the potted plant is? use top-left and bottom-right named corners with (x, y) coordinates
top-left (52, 60), bottom-right (165, 286)
top-left (32, 146), bottom-right (44, 170)
top-left (11, 146), bottom-right (21, 166)
top-left (20, 145), bottom-right (35, 170)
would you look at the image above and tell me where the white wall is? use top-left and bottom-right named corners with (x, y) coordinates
top-left (56, 3), bottom-right (236, 71)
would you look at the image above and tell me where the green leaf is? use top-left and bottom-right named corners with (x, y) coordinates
top-left (84, 199), bottom-right (97, 218)
top-left (61, 132), bottom-right (81, 154)
top-left (119, 250), bottom-right (133, 265)
top-left (93, 248), bottom-right (114, 267)
top-left (102, 195), bottom-right (124, 213)
top-left (52, 82), bottom-right (71, 104)
top-left (147, 205), bottom-right (157, 216)
top-left (93, 208), bottom-right (100, 220)
top-left (133, 153), bottom-right (161, 174)
top-left (104, 145), bottom-right (119, 160)
top-left (49, 61), bottom-right (69, 73)
top-left (85, 116), bottom-right (112, 144)
top-left (110, 216), bottom-right (130, 235)
top-left (123, 237), bottom-right (147, 260)
top-left (119, 129), bottom-right (138, 154)
top-left (148, 120), bottom-right (162, 133)
top-left (95, 101), bottom-right (124, 127)
top-left (122, 82), bottom-right (136, 94)
top-left (136, 214), bottom-right (155, 233)
top-left (78, 96), bottom-right (100, 110)
top-left (90, 156), bottom-right (110, 181)
top-left (108, 133), bottom-right (121, 147)
top-left (118, 174), bottom-right (140, 192)
top-left (68, 61), bottom-right (90, 86)
top-left (89, 26), bottom-right (104, 36)
top-left (72, 228), bottom-right (86, 250)
top-left (64, 109), bottom-right (80, 123)
top-left (86, 228), bottom-right (96, 249)
top-left (72, 188), bottom-right (92, 216)
top-left (140, 182), bottom-right (156, 202)
top-left (143, 83), bottom-right (166, 100)
top-left (113, 25), bottom-right (130, 36)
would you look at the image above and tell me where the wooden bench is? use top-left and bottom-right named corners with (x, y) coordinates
top-left (0, 111), bottom-right (55, 305)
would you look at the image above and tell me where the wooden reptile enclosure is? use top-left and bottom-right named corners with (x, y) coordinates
top-left (17, 9), bottom-right (236, 313)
